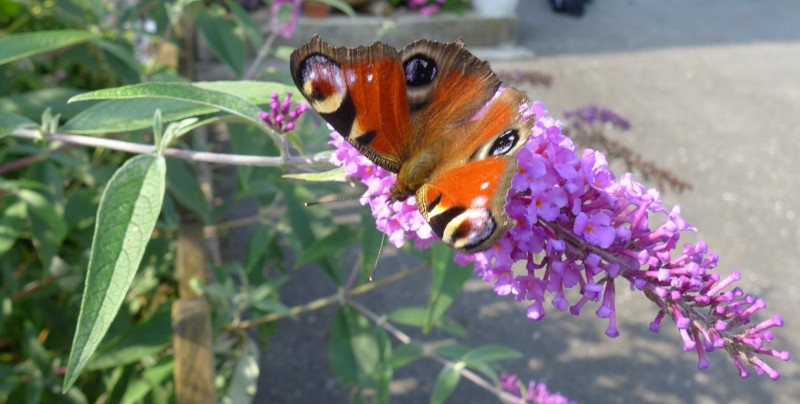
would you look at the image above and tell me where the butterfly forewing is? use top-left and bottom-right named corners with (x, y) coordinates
top-left (400, 40), bottom-right (501, 135)
top-left (290, 36), bottom-right (412, 172)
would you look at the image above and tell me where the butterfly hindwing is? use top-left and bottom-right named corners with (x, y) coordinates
top-left (416, 88), bottom-right (533, 252)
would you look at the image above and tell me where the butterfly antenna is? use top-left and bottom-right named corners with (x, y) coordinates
top-left (304, 194), bottom-right (360, 207)
top-left (369, 232), bottom-right (386, 282)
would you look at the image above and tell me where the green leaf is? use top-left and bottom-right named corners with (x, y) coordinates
top-left (64, 154), bottom-right (166, 390)
top-left (0, 110), bottom-right (36, 138)
top-left (244, 224), bottom-right (277, 273)
top-left (68, 82), bottom-right (272, 134)
top-left (91, 39), bottom-right (142, 83)
top-left (462, 344), bottom-right (522, 365)
top-left (194, 81), bottom-right (295, 103)
top-left (225, 336), bottom-right (260, 403)
top-left (165, 159), bottom-right (210, 223)
top-left (225, 0), bottom-right (263, 50)
top-left (314, 0), bottom-right (357, 16)
top-left (62, 99), bottom-right (211, 134)
top-left (424, 243), bottom-right (471, 333)
top-left (120, 358), bottom-right (175, 404)
top-left (387, 306), bottom-right (428, 328)
top-left (0, 30), bottom-right (100, 66)
top-left (87, 310), bottom-right (172, 370)
top-left (18, 190), bottom-right (68, 268)
top-left (438, 316), bottom-right (468, 338)
top-left (0, 199), bottom-right (26, 255)
top-left (432, 344), bottom-right (469, 360)
top-left (0, 88), bottom-right (85, 120)
top-left (282, 184), bottom-right (339, 281)
top-left (296, 226), bottom-right (359, 267)
top-left (196, 5), bottom-right (246, 77)
top-left (283, 167), bottom-right (347, 182)
top-left (62, 81), bottom-right (294, 134)
top-left (328, 306), bottom-right (381, 385)
top-left (388, 341), bottom-right (424, 369)
top-left (359, 208), bottom-right (383, 283)
top-left (430, 364), bottom-right (462, 404)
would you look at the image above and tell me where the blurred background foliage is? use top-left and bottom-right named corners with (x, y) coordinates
top-left (0, 0), bottom-right (526, 403)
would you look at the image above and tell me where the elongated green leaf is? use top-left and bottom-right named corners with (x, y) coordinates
top-left (64, 154), bottom-right (166, 390)
top-left (0, 110), bottom-right (36, 138)
top-left (62, 81), bottom-right (294, 134)
top-left (68, 82), bottom-right (271, 133)
top-left (432, 344), bottom-right (469, 360)
top-left (387, 306), bottom-right (467, 337)
top-left (0, 87), bottom-right (84, 120)
top-left (194, 81), bottom-right (295, 102)
top-left (91, 39), bottom-right (142, 80)
top-left (245, 224), bottom-right (277, 273)
top-left (166, 159), bottom-right (210, 223)
top-left (224, 337), bottom-right (260, 404)
top-left (283, 167), bottom-right (347, 182)
top-left (196, 5), bottom-right (245, 77)
top-left (424, 243), bottom-right (471, 333)
top-left (18, 190), bottom-right (68, 268)
top-left (360, 208), bottom-right (383, 283)
top-left (0, 199), bottom-right (26, 255)
top-left (225, 0), bottom-right (263, 50)
top-left (430, 364), bottom-right (462, 404)
top-left (0, 30), bottom-right (100, 66)
top-left (282, 184), bottom-right (339, 281)
top-left (328, 306), bottom-right (381, 385)
top-left (296, 226), bottom-right (358, 267)
top-left (387, 306), bottom-right (428, 328)
top-left (315, 0), bottom-right (357, 16)
top-left (87, 310), bottom-right (172, 370)
top-left (462, 344), bottom-right (522, 365)
top-left (120, 358), bottom-right (175, 404)
top-left (388, 341), bottom-right (424, 369)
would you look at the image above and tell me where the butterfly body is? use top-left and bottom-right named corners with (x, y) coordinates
top-left (290, 36), bottom-right (532, 252)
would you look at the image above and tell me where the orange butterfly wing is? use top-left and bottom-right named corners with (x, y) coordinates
top-left (416, 88), bottom-right (533, 252)
top-left (290, 36), bottom-right (411, 172)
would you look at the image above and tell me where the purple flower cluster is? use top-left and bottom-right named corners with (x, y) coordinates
top-left (259, 92), bottom-right (308, 133)
top-left (407, 0), bottom-right (447, 16)
top-left (563, 104), bottom-right (631, 130)
top-left (271, 0), bottom-right (302, 38)
top-left (327, 96), bottom-right (790, 379)
top-left (328, 132), bottom-right (435, 249)
top-left (499, 373), bottom-right (572, 404)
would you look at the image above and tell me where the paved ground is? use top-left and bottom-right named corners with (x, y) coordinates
top-left (259, 1), bottom-right (800, 402)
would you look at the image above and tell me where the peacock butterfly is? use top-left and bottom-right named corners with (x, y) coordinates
top-left (290, 35), bottom-right (533, 252)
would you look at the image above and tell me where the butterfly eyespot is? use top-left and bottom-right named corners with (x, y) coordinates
top-left (489, 129), bottom-right (520, 156)
top-left (403, 55), bottom-right (438, 87)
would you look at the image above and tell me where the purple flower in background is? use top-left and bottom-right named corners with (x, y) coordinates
top-left (271, 0), bottom-right (302, 38)
top-left (259, 92), bottom-right (308, 133)
top-left (327, 92), bottom-right (790, 379)
top-left (564, 104), bottom-right (631, 130)
top-left (499, 373), bottom-right (573, 404)
top-left (407, 0), bottom-right (447, 16)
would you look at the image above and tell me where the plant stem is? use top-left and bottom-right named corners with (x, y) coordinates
top-left (8, 128), bottom-right (330, 168)
top-left (244, 31), bottom-right (280, 80)
top-left (348, 299), bottom-right (522, 403)
top-left (231, 264), bottom-right (429, 329)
